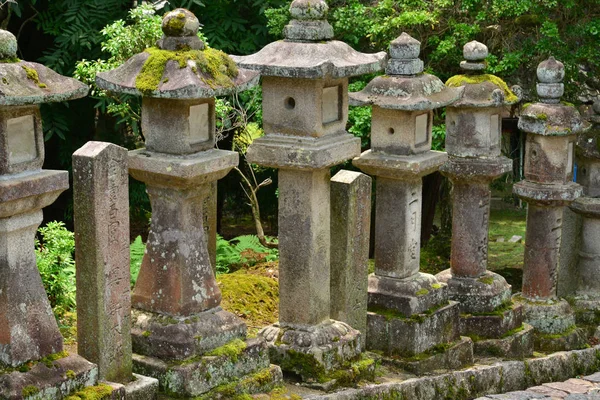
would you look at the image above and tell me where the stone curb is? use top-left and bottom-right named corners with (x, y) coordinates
top-left (305, 345), bottom-right (600, 399)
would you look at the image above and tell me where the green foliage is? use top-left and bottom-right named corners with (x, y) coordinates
top-left (216, 234), bottom-right (279, 274)
top-left (35, 222), bottom-right (76, 317)
top-left (130, 236), bottom-right (145, 288)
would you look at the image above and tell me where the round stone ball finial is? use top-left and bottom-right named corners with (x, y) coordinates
top-left (389, 32), bottom-right (421, 60)
top-left (162, 8), bottom-right (200, 37)
top-left (0, 30), bottom-right (17, 60)
top-left (290, 0), bottom-right (328, 20)
top-left (463, 41), bottom-right (488, 61)
top-left (537, 56), bottom-right (565, 84)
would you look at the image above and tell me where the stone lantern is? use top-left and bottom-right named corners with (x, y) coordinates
top-left (436, 41), bottom-right (534, 359)
top-left (570, 100), bottom-right (600, 319)
top-left (0, 30), bottom-right (97, 398)
top-left (350, 33), bottom-right (473, 371)
top-left (97, 9), bottom-right (281, 397)
top-left (513, 57), bottom-right (587, 351)
top-left (233, 0), bottom-right (386, 380)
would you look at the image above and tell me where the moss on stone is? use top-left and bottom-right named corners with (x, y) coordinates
top-left (64, 383), bottom-right (113, 400)
top-left (279, 349), bottom-right (327, 382)
top-left (0, 57), bottom-right (19, 63)
top-left (369, 302), bottom-right (448, 324)
top-left (21, 385), bottom-right (39, 397)
top-left (66, 369), bottom-right (76, 379)
top-left (478, 275), bottom-right (495, 285)
top-left (445, 74), bottom-right (518, 103)
top-left (415, 288), bottom-right (429, 296)
top-left (501, 323), bottom-right (525, 338)
top-left (197, 367), bottom-right (278, 400)
top-left (142, 330), bottom-right (151, 337)
top-left (135, 46), bottom-right (239, 94)
top-left (400, 341), bottom-right (455, 362)
top-left (462, 300), bottom-right (513, 318)
top-left (21, 65), bottom-right (47, 88)
top-left (206, 338), bottom-right (247, 362)
top-left (561, 100), bottom-right (575, 107)
top-left (536, 324), bottom-right (577, 339)
top-left (431, 283), bottom-right (442, 290)
top-left (166, 12), bottom-right (186, 32)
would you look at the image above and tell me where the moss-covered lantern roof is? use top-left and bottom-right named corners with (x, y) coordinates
top-left (96, 8), bottom-right (259, 99)
top-left (446, 41), bottom-right (520, 108)
top-left (350, 33), bottom-right (462, 111)
top-left (0, 30), bottom-right (88, 106)
top-left (231, 0), bottom-right (387, 79)
top-left (519, 57), bottom-right (589, 136)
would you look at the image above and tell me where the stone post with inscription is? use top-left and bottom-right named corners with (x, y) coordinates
top-left (570, 101), bottom-right (600, 325)
top-left (514, 57), bottom-right (588, 351)
top-left (436, 41), bottom-right (534, 358)
top-left (330, 169), bottom-right (372, 336)
top-left (234, 0), bottom-right (386, 381)
top-left (0, 29), bottom-right (101, 399)
top-left (73, 141), bottom-right (158, 398)
top-left (351, 33), bottom-right (473, 372)
top-left (96, 9), bottom-right (281, 398)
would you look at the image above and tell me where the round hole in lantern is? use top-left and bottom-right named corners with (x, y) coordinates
top-left (388, 128), bottom-right (395, 135)
top-left (285, 97), bottom-right (296, 110)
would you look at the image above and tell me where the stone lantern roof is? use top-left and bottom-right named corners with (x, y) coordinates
top-left (446, 40), bottom-right (520, 108)
top-left (0, 30), bottom-right (88, 106)
top-left (96, 8), bottom-right (259, 98)
top-left (350, 33), bottom-right (462, 111)
top-left (519, 57), bottom-right (588, 136)
top-left (231, 0), bottom-right (387, 79)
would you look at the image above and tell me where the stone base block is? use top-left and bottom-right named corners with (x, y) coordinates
top-left (472, 323), bottom-right (534, 359)
top-left (187, 365), bottom-right (282, 400)
top-left (436, 269), bottom-right (512, 314)
top-left (131, 307), bottom-right (246, 361)
top-left (367, 273), bottom-right (449, 317)
top-left (110, 373), bottom-right (158, 400)
top-left (460, 301), bottom-right (524, 339)
top-left (514, 296), bottom-right (577, 335)
top-left (131, 338), bottom-right (276, 398)
top-left (259, 320), bottom-right (362, 382)
top-left (384, 336), bottom-right (474, 376)
top-left (366, 301), bottom-right (460, 356)
top-left (300, 355), bottom-right (376, 392)
top-left (572, 297), bottom-right (600, 326)
top-left (533, 327), bottom-right (588, 353)
top-left (0, 354), bottom-right (97, 399)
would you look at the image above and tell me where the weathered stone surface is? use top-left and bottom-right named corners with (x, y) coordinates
top-left (460, 302), bottom-right (524, 338)
top-left (353, 149), bottom-right (447, 179)
top-left (131, 307), bottom-right (246, 361)
top-left (472, 323), bottom-right (534, 359)
top-left (260, 320), bottom-right (362, 380)
top-left (437, 270), bottom-right (512, 314)
top-left (330, 170), bottom-right (371, 335)
top-left (0, 105), bottom-right (44, 175)
top-left (0, 354), bottom-right (97, 400)
top-left (132, 338), bottom-right (277, 397)
top-left (366, 302), bottom-right (460, 357)
top-left (123, 373), bottom-right (159, 400)
top-left (73, 142), bottom-right (132, 384)
top-left (445, 107), bottom-right (507, 158)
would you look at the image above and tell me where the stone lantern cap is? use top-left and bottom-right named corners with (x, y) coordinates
top-left (519, 57), bottom-right (588, 136)
top-left (231, 0), bottom-right (386, 79)
top-left (350, 33), bottom-right (462, 111)
top-left (576, 100), bottom-right (600, 160)
top-left (96, 8), bottom-right (259, 99)
top-left (0, 30), bottom-right (87, 106)
top-left (446, 41), bottom-right (520, 108)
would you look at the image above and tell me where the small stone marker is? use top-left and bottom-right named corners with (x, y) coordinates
top-left (497, 237), bottom-right (505, 242)
top-left (330, 169), bottom-right (372, 335)
top-left (73, 141), bottom-right (132, 383)
top-left (509, 235), bottom-right (523, 243)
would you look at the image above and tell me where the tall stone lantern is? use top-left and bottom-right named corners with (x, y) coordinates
top-left (514, 57), bottom-right (588, 351)
top-left (571, 101), bottom-right (600, 319)
top-left (233, 0), bottom-right (386, 380)
top-left (97, 9), bottom-right (281, 398)
top-left (350, 33), bottom-right (474, 371)
top-left (0, 30), bottom-right (98, 398)
top-left (436, 41), bottom-right (534, 359)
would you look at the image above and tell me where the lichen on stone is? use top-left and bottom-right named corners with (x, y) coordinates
top-left (135, 46), bottom-right (239, 94)
top-left (63, 383), bottom-right (114, 400)
top-left (445, 74), bottom-right (518, 103)
top-left (21, 65), bottom-right (47, 88)
top-left (205, 338), bottom-right (247, 362)
top-left (21, 385), bottom-right (39, 397)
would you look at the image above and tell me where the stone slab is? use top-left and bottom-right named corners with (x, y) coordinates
top-left (383, 336), bottom-right (474, 376)
top-left (514, 180), bottom-right (583, 205)
top-left (440, 156), bottom-right (512, 181)
top-left (0, 169), bottom-right (68, 218)
top-left (246, 132), bottom-right (360, 170)
top-left (460, 302), bottom-right (524, 339)
top-left (131, 307), bottom-right (246, 361)
top-left (123, 373), bottom-right (159, 400)
top-left (353, 149), bottom-right (447, 179)
top-left (472, 323), bottom-right (534, 359)
top-left (0, 354), bottom-right (97, 399)
top-left (73, 142), bottom-right (132, 383)
top-left (128, 148), bottom-right (238, 189)
top-left (132, 338), bottom-right (273, 397)
top-left (366, 301), bottom-right (460, 356)
top-left (192, 364), bottom-right (283, 400)
top-left (330, 170), bottom-right (371, 335)
top-left (533, 327), bottom-right (588, 352)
